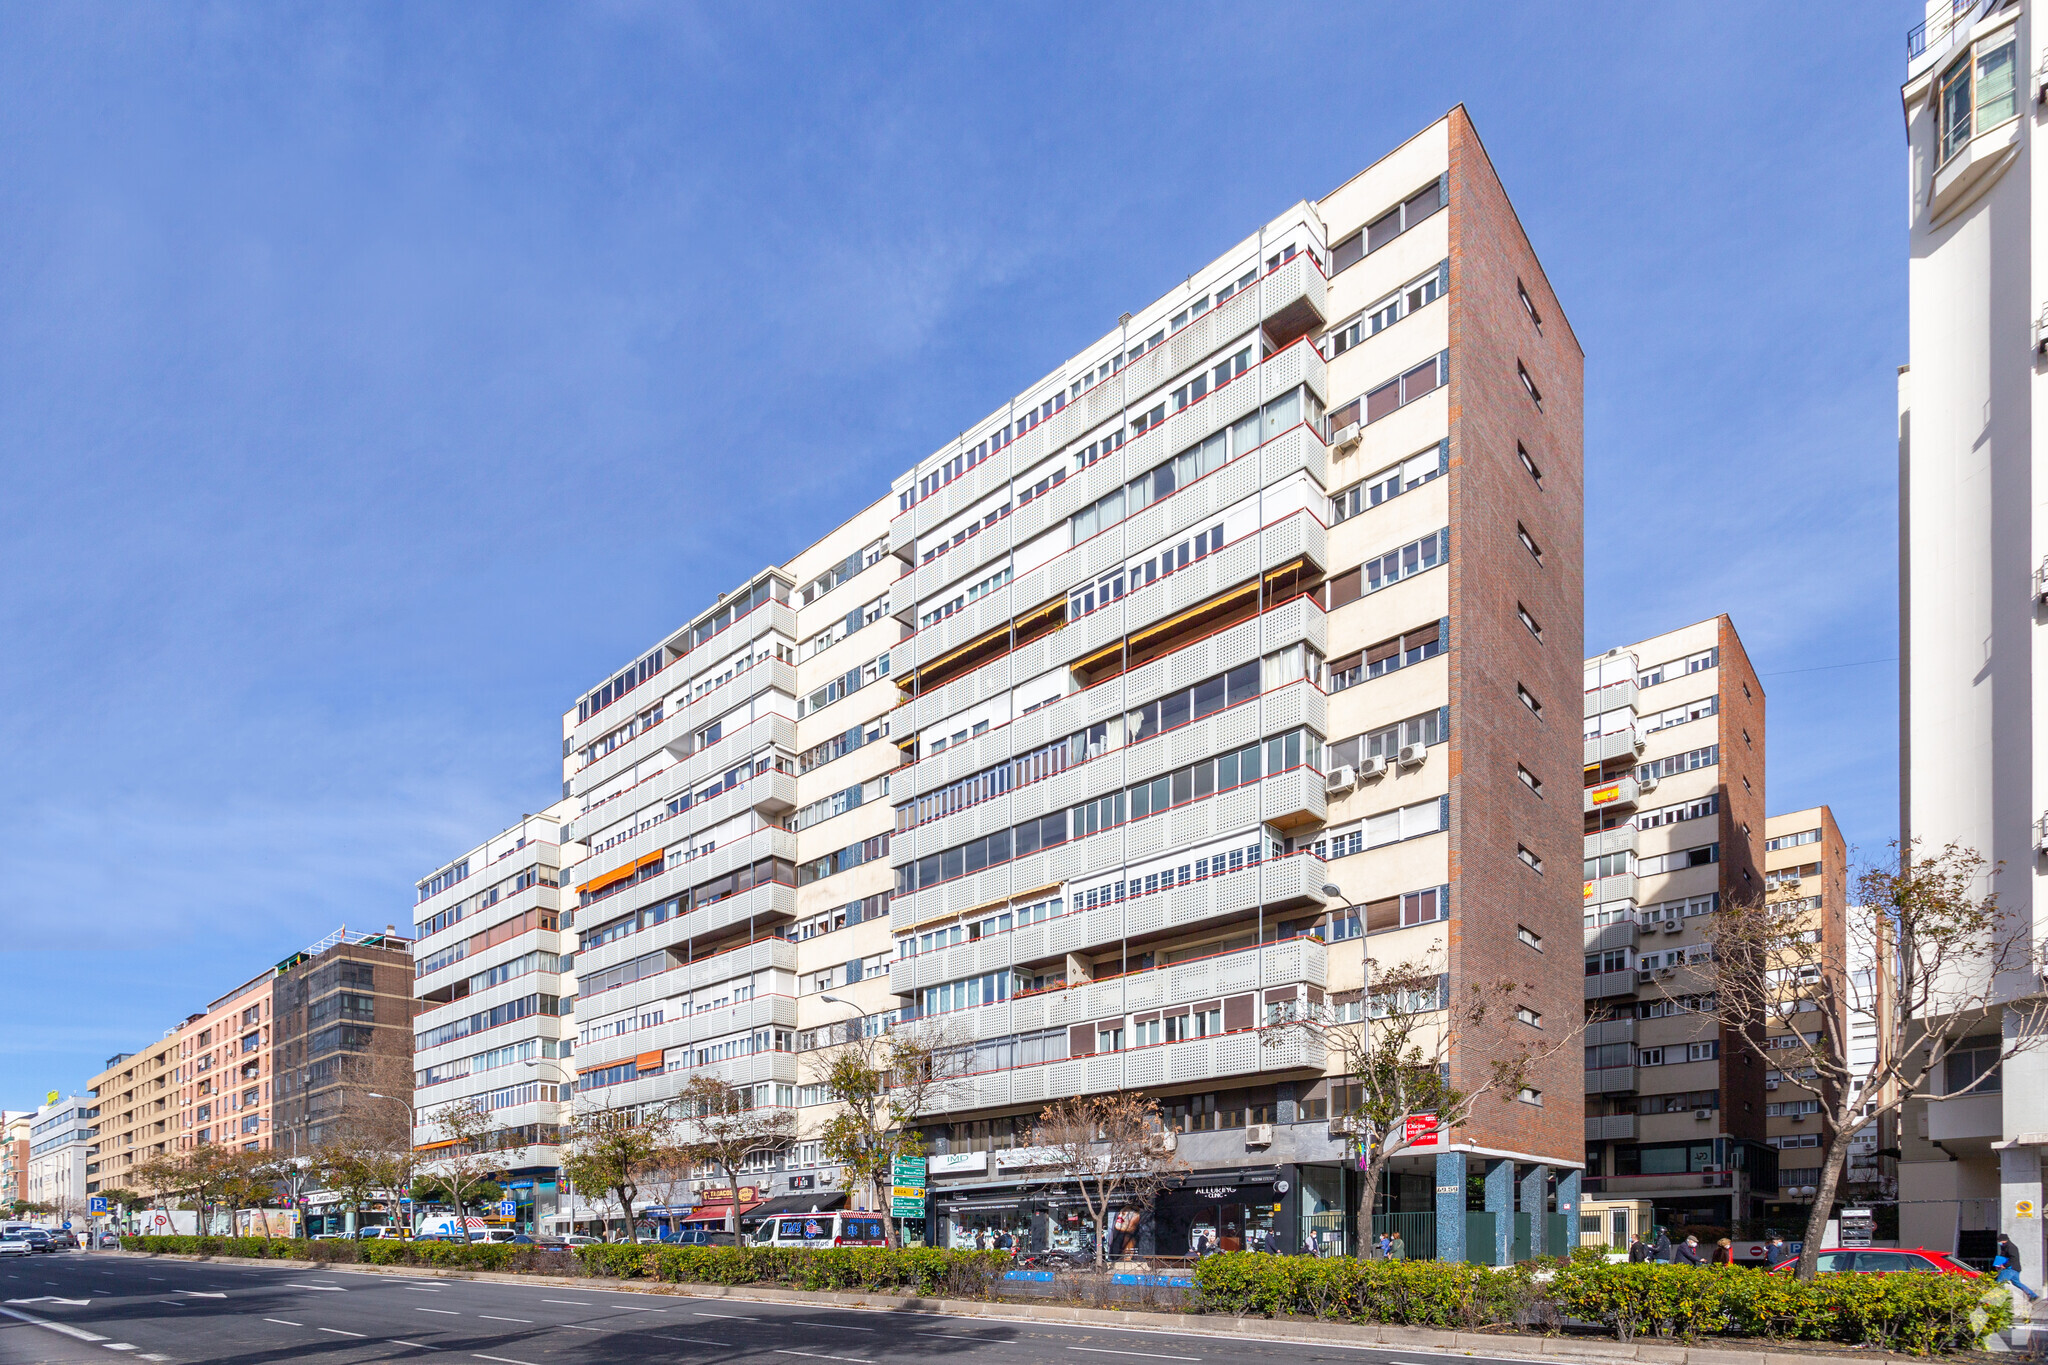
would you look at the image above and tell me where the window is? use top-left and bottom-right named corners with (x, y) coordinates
top-left (1517, 361), bottom-right (1542, 407)
top-left (1941, 38), bottom-right (2017, 164)
top-left (1360, 352), bottom-right (1448, 425)
top-left (1326, 263), bottom-right (1448, 356)
top-left (1518, 845), bottom-right (1544, 873)
top-left (1325, 708), bottom-right (1444, 773)
top-left (1585, 949), bottom-right (1629, 976)
top-left (1518, 926), bottom-right (1542, 950)
top-left (1517, 1087), bottom-right (1542, 1107)
top-left (1517, 764), bottom-right (1543, 796)
top-left (1329, 445), bottom-right (1442, 524)
top-left (1688, 1041), bottom-right (1719, 1062)
top-left (1518, 443), bottom-right (1542, 487)
top-left (1518, 684), bottom-right (1542, 716)
top-left (1944, 1037), bottom-right (2003, 1095)
top-left (1518, 604), bottom-right (1543, 641)
top-left (1765, 828), bottom-right (1823, 852)
top-left (1338, 177), bottom-right (1446, 265)
top-left (1327, 621), bottom-right (1445, 692)
top-left (1517, 523), bottom-right (1542, 562)
top-left (1517, 279), bottom-right (1542, 331)
top-left (1516, 1007), bottom-right (1542, 1028)
top-left (1977, 38), bottom-right (2018, 132)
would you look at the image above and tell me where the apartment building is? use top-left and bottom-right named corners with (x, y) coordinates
top-left (550, 106), bottom-right (1586, 1259)
top-left (271, 927), bottom-right (419, 1157)
top-left (0, 1111), bottom-right (31, 1209)
top-left (27, 1095), bottom-right (98, 1216)
top-left (88, 1036), bottom-right (188, 1189)
top-left (1897, 0), bottom-right (2048, 1260)
top-left (172, 972), bottom-right (275, 1152)
top-left (1581, 617), bottom-right (1769, 1236)
top-left (1757, 806), bottom-right (1849, 1226)
top-left (408, 808), bottom-right (584, 1233)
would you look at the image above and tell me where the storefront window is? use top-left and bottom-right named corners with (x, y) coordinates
top-left (1298, 1167), bottom-right (1345, 1257)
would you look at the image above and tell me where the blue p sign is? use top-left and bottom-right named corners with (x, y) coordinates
top-left (89, 1198), bottom-right (107, 1214)
top-left (498, 1201), bottom-right (516, 1217)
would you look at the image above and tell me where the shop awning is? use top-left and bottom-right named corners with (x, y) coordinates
top-left (742, 1192), bottom-right (847, 1221)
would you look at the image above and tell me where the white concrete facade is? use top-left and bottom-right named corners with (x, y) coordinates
top-left (1898, 0), bottom-right (2048, 1260)
top-left (26, 1096), bottom-right (96, 1217)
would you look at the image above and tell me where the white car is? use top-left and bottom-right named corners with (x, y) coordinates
top-left (0, 1234), bottom-right (32, 1257)
top-left (558, 1234), bottom-right (600, 1246)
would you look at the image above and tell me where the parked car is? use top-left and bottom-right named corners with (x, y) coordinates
top-left (475, 1229), bottom-right (523, 1245)
top-left (20, 1230), bottom-right (53, 1254)
top-left (44, 1230), bottom-right (78, 1250)
top-left (1772, 1248), bottom-right (1979, 1276)
top-left (658, 1228), bottom-right (735, 1247)
top-left (358, 1227), bottom-right (410, 1241)
top-left (0, 1234), bottom-right (32, 1257)
top-left (558, 1234), bottom-right (601, 1246)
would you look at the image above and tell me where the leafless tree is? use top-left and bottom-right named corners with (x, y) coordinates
top-left (1698, 840), bottom-right (2048, 1278)
top-left (418, 1099), bottom-right (501, 1244)
top-left (1278, 947), bottom-right (1585, 1235)
top-left (811, 1016), bottom-right (966, 1248)
top-left (676, 1076), bottom-right (795, 1240)
top-left (561, 1101), bottom-right (676, 1244)
top-left (1029, 1093), bottom-right (1185, 1265)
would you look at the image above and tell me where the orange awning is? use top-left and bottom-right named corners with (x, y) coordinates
top-left (576, 850), bottom-right (665, 895)
top-left (635, 1051), bottom-right (665, 1072)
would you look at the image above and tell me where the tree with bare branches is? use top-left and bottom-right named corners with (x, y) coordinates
top-left (811, 1017), bottom-right (965, 1248)
top-left (1279, 947), bottom-right (1586, 1240)
top-left (676, 1076), bottom-right (795, 1240)
top-left (416, 1098), bottom-right (501, 1244)
top-left (561, 1102), bottom-right (676, 1244)
top-left (1697, 840), bottom-right (2048, 1279)
top-left (1029, 1093), bottom-right (1184, 1265)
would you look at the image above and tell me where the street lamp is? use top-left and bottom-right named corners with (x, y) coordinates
top-left (819, 995), bottom-right (884, 1219)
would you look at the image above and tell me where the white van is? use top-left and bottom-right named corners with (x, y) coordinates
top-left (750, 1213), bottom-right (888, 1248)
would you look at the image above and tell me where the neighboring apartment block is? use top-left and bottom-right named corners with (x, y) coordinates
top-left (172, 972), bottom-right (275, 1151)
top-left (1758, 806), bottom-right (1849, 1225)
top-left (1897, 0), bottom-right (2048, 1262)
top-left (0, 1111), bottom-right (31, 1208)
top-left (88, 1041), bottom-right (181, 1188)
top-left (271, 927), bottom-right (418, 1157)
top-left (27, 1095), bottom-right (98, 1215)
top-left (547, 107), bottom-right (1587, 1258)
top-left (1581, 617), bottom-right (1770, 1235)
top-left (408, 809), bottom-right (583, 1233)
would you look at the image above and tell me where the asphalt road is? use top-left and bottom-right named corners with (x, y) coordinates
top-left (0, 1250), bottom-right (1539, 1365)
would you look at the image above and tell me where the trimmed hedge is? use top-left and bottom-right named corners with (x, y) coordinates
top-left (1191, 1254), bottom-right (2012, 1354)
top-left (120, 1235), bottom-right (575, 1273)
top-left (574, 1244), bottom-right (1011, 1297)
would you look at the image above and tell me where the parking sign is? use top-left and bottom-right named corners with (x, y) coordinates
top-left (89, 1198), bottom-right (107, 1214)
top-left (498, 1200), bottom-right (517, 1217)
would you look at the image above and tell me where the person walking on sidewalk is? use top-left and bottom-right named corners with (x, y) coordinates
top-left (1996, 1234), bottom-right (2041, 1300)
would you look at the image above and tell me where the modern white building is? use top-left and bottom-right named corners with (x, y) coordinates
top-left (1898, 0), bottom-right (2044, 1262)
top-left (26, 1096), bottom-right (97, 1217)
top-left (553, 106), bottom-right (1588, 1259)
top-left (408, 806), bottom-right (585, 1234)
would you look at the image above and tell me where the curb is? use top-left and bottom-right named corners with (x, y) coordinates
top-left (102, 1251), bottom-right (1971, 1365)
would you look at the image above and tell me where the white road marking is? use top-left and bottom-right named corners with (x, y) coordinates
top-left (474, 1355), bottom-right (541, 1365)
top-left (319, 1328), bottom-right (366, 1338)
top-left (404, 1287), bottom-right (444, 1293)
top-left (1067, 1350), bottom-right (1199, 1362)
top-left (653, 1337), bottom-right (726, 1346)
top-left (263, 1318), bottom-right (304, 1326)
top-left (286, 1283), bottom-right (346, 1291)
top-left (694, 1311), bottom-right (753, 1319)
top-left (479, 1316), bottom-right (531, 1323)
top-left (6, 1296), bottom-right (90, 1305)
top-left (390, 1341), bottom-right (441, 1351)
top-left (559, 1325), bottom-right (605, 1332)
top-left (0, 1304), bottom-right (110, 1342)
top-left (418, 1307), bottom-right (461, 1314)
top-left (141, 1355), bottom-right (172, 1361)
top-left (775, 1352), bottom-right (872, 1364)
top-left (173, 1291), bottom-right (224, 1298)
top-left (103, 1343), bottom-right (137, 1351)
top-left (542, 1299), bottom-right (592, 1305)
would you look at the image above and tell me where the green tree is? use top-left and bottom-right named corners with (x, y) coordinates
top-left (676, 1076), bottom-right (795, 1241)
top-left (812, 1020), bottom-right (962, 1248)
top-left (561, 1102), bottom-right (674, 1244)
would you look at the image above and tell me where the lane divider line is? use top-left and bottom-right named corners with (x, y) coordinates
top-left (774, 1351), bottom-right (873, 1364)
top-left (319, 1328), bottom-right (366, 1338)
top-left (263, 1318), bottom-right (303, 1326)
top-left (0, 1304), bottom-right (109, 1343)
top-left (1067, 1349), bottom-right (1200, 1361)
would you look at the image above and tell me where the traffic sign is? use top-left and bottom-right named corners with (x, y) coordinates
top-left (88, 1198), bottom-right (106, 1214)
top-left (497, 1200), bottom-right (517, 1217)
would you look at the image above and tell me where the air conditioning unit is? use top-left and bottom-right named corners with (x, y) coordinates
top-left (1358, 754), bottom-right (1389, 780)
top-left (1791, 1112), bottom-right (1810, 1123)
top-left (1325, 765), bottom-right (1357, 795)
top-left (1632, 732), bottom-right (1648, 755)
top-left (1765, 1080), bottom-right (1780, 1091)
top-left (2036, 810), bottom-right (2048, 853)
top-left (1328, 1116), bottom-right (1357, 1136)
top-left (1397, 741), bottom-right (1428, 769)
top-left (1693, 1108), bottom-right (1714, 1121)
top-left (1779, 876), bottom-right (1803, 892)
top-left (1330, 421), bottom-right (1361, 452)
top-left (1146, 1131), bottom-right (1178, 1154)
top-left (1661, 919), bottom-right (1683, 933)
top-left (1636, 969), bottom-right (1656, 984)
top-left (1244, 1124), bottom-right (1274, 1147)
top-left (1638, 772), bottom-right (1660, 794)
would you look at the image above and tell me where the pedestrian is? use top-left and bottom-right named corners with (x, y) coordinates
top-left (1652, 1229), bottom-right (1675, 1262)
top-left (1995, 1234), bottom-right (2040, 1300)
top-left (1376, 1231), bottom-right (1393, 1259)
top-left (975, 1228), bottom-right (986, 1251)
top-left (1627, 1232), bottom-right (1652, 1263)
top-left (1388, 1230), bottom-right (1405, 1261)
top-left (1675, 1234), bottom-right (1705, 1265)
top-left (1712, 1238), bottom-right (1735, 1266)
top-left (1764, 1234), bottom-right (1788, 1266)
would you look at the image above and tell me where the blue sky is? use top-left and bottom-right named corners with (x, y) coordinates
top-left (0, 4), bottom-right (1912, 1104)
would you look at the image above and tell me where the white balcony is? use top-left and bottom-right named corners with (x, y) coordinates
top-left (1585, 1066), bottom-right (1637, 1095)
top-left (1585, 969), bottom-right (1636, 1001)
top-left (1584, 678), bottom-right (1639, 719)
top-left (1584, 827), bottom-right (1639, 859)
top-left (1584, 728), bottom-right (1645, 767)
top-left (912, 1025), bottom-right (1326, 1117)
top-left (1584, 777), bottom-right (1641, 815)
top-left (1585, 1114), bottom-right (1637, 1141)
top-left (1926, 1091), bottom-right (2002, 1142)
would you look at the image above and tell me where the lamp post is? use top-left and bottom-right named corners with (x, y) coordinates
top-left (366, 1093), bottom-right (419, 1236)
top-left (517, 1060), bottom-right (575, 1237)
top-left (1321, 882), bottom-right (1368, 1257)
top-left (819, 995), bottom-right (884, 1220)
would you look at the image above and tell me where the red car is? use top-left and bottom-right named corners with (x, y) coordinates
top-left (1770, 1248), bottom-right (1979, 1276)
